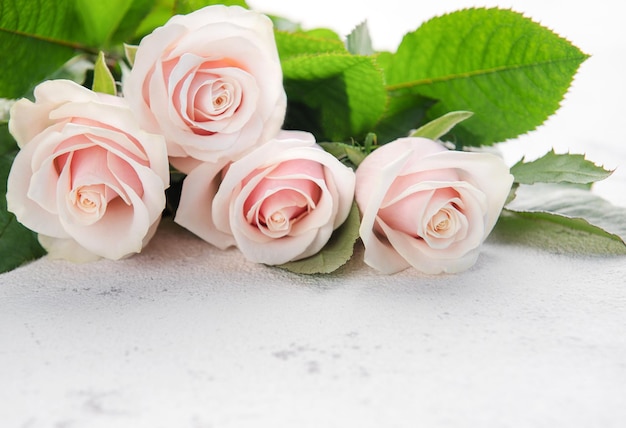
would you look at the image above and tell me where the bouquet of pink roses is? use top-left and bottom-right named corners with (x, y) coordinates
top-left (1, 2), bottom-right (622, 276)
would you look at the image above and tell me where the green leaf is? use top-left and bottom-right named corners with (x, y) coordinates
top-left (346, 21), bottom-right (374, 55)
top-left (282, 53), bottom-right (387, 141)
top-left (0, 0), bottom-right (91, 98)
top-left (134, 0), bottom-right (174, 38)
top-left (491, 210), bottom-right (626, 255)
top-left (134, 0), bottom-right (250, 41)
top-left (511, 149), bottom-right (612, 185)
top-left (278, 202), bottom-right (361, 274)
top-left (411, 111), bottom-right (473, 140)
top-left (370, 92), bottom-right (433, 144)
top-left (44, 56), bottom-right (92, 86)
top-left (75, 0), bottom-right (133, 46)
top-left (92, 52), bottom-right (117, 96)
top-left (108, 0), bottom-right (155, 44)
top-left (384, 7), bottom-right (588, 146)
top-left (505, 183), bottom-right (626, 249)
top-left (0, 122), bottom-right (18, 156)
top-left (319, 142), bottom-right (367, 167)
top-left (275, 29), bottom-right (346, 61)
top-left (0, 151), bottom-right (46, 273)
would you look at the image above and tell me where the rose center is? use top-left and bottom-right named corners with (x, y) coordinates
top-left (197, 81), bottom-right (235, 116)
top-left (247, 188), bottom-right (316, 238)
top-left (431, 210), bottom-right (452, 233)
top-left (68, 184), bottom-right (109, 225)
top-left (267, 211), bottom-right (289, 232)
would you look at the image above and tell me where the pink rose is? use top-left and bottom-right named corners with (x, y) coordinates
top-left (6, 80), bottom-right (169, 261)
top-left (355, 137), bottom-right (513, 274)
top-left (175, 131), bottom-right (355, 265)
top-left (123, 5), bottom-right (287, 171)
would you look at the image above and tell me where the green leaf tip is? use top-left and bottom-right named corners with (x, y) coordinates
top-left (92, 51), bottom-right (117, 96)
top-left (511, 149), bottom-right (612, 185)
top-left (124, 44), bottom-right (138, 67)
top-left (411, 111), bottom-right (473, 140)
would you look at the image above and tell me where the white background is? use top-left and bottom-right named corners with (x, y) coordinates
top-left (1, 1), bottom-right (626, 427)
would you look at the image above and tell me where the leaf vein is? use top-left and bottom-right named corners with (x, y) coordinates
top-left (385, 56), bottom-right (586, 92)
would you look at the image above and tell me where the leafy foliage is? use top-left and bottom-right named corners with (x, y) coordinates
top-left (382, 8), bottom-right (588, 147)
top-left (511, 149), bottom-right (612, 185)
top-left (282, 53), bottom-right (387, 142)
top-left (0, 0), bottom-right (87, 98)
top-left (505, 183), bottom-right (626, 251)
top-left (0, 152), bottom-right (46, 272)
top-left (74, 0), bottom-right (153, 46)
top-left (0, 122), bottom-right (17, 156)
top-left (276, 29), bottom-right (387, 142)
top-left (491, 210), bottom-right (626, 255)
top-left (135, 0), bottom-right (249, 38)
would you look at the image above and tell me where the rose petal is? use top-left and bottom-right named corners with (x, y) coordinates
top-left (174, 160), bottom-right (236, 249)
top-left (9, 80), bottom-right (98, 147)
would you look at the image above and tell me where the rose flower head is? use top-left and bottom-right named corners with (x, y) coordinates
top-left (123, 5), bottom-right (287, 172)
top-left (175, 131), bottom-right (355, 265)
top-left (6, 80), bottom-right (169, 261)
top-left (355, 137), bottom-right (513, 274)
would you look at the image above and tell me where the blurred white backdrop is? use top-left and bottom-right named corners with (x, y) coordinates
top-left (249, 0), bottom-right (626, 205)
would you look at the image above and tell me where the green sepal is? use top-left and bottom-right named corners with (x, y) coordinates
top-left (92, 51), bottom-right (117, 96)
top-left (124, 44), bottom-right (138, 67)
top-left (410, 111), bottom-right (473, 140)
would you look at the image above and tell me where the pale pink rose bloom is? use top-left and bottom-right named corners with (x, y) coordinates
top-left (123, 5), bottom-right (287, 172)
top-left (175, 131), bottom-right (355, 265)
top-left (355, 137), bottom-right (513, 274)
top-left (6, 80), bottom-right (169, 261)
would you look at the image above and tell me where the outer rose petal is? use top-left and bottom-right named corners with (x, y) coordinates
top-left (175, 131), bottom-right (356, 265)
top-left (355, 137), bottom-right (513, 275)
top-left (9, 80), bottom-right (99, 147)
top-left (6, 80), bottom-right (169, 261)
top-left (174, 159), bottom-right (236, 249)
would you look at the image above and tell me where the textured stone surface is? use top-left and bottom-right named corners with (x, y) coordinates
top-left (2, 220), bottom-right (626, 427)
